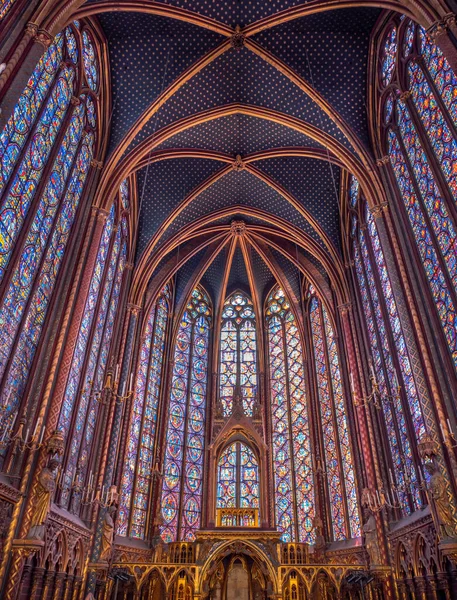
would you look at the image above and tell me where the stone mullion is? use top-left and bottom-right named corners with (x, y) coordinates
top-left (198, 317), bottom-right (213, 531)
top-left (303, 309), bottom-right (328, 544)
top-left (380, 204), bottom-right (457, 493)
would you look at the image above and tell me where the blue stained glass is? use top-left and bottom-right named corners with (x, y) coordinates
top-left (82, 30), bottom-right (98, 91)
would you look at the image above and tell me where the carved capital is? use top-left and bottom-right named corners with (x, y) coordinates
top-left (90, 159), bottom-right (103, 170)
top-left (230, 25), bottom-right (245, 50)
top-left (91, 206), bottom-right (109, 223)
top-left (127, 302), bottom-right (142, 316)
top-left (231, 220), bottom-right (246, 235)
top-left (337, 302), bottom-right (352, 315)
top-left (232, 154), bottom-right (245, 171)
top-left (125, 262), bottom-right (134, 271)
top-left (427, 14), bottom-right (456, 41)
top-left (376, 155), bottom-right (390, 167)
top-left (370, 202), bottom-right (389, 219)
top-left (70, 96), bottom-right (80, 106)
top-left (25, 22), bottom-right (39, 37)
top-left (345, 260), bottom-right (354, 269)
top-left (35, 28), bottom-right (53, 49)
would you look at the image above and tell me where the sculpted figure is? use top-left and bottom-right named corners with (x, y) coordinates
top-left (425, 463), bottom-right (456, 539)
top-left (100, 505), bottom-right (116, 561)
top-left (27, 459), bottom-right (59, 540)
top-left (362, 508), bottom-right (381, 566)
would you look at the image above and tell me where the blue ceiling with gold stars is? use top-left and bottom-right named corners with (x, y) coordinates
top-left (90, 0), bottom-right (381, 303)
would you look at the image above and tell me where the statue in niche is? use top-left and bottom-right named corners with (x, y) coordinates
top-left (362, 507), bottom-right (381, 566)
top-left (100, 505), bottom-right (116, 562)
top-left (313, 517), bottom-right (326, 560)
top-left (27, 459), bottom-right (59, 541)
top-left (425, 462), bottom-right (457, 539)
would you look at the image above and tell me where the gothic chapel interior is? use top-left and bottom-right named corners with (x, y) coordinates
top-left (3, 0), bottom-right (457, 598)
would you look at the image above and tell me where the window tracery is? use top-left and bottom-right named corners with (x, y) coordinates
top-left (216, 442), bottom-right (259, 511)
top-left (219, 291), bottom-right (257, 417)
top-left (266, 286), bottom-right (315, 543)
top-left (118, 283), bottom-right (171, 538)
top-left (160, 287), bottom-right (211, 543)
top-left (0, 23), bottom-right (100, 446)
top-left (379, 18), bottom-right (457, 372)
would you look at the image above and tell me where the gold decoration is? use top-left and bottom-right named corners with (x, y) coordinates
top-left (100, 505), bottom-right (116, 562)
top-left (46, 430), bottom-right (65, 457)
top-left (418, 432), bottom-right (439, 459)
top-left (230, 25), bottom-right (245, 50)
top-left (424, 462), bottom-right (457, 540)
top-left (27, 459), bottom-right (59, 541)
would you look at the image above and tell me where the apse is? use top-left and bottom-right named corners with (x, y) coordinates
top-left (0, 2), bottom-right (456, 600)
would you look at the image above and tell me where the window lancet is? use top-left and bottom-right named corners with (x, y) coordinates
top-left (219, 291), bottom-right (257, 417)
top-left (379, 19), bottom-right (457, 372)
top-left (349, 175), bottom-right (425, 514)
top-left (160, 287), bottom-right (211, 543)
top-left (0, 23), bottom-right (100, 446)
top-left (266, 287), bottom-right (315, 543)
top-left (309, 294), bottom-right (360, 540)
top-left (216, 442), bottom-right (259, 511)
top-left (118, 284), bottom-right (170, 538)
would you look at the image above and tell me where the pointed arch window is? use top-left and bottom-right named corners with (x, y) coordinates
top-left (160, 287), bottom-right (211, 542)
top-left (117, 284), bottom-right (171, 538)
top-left (348, 175), bottom-right (425, 514)
top-left (266, 287), bottom-right (315, 543)
top-left (216, 442), bottom-right (259, 512)
top-left (0, 23), bottom-right (101, 445)
top-left (57, 180), bottom-right (129, 511)
top-left (309, 294), bottom-right (360, 540)
top-left (379, 19), bottom-right (457, 372)
top-left (219, 291), bottom-right (257, 417)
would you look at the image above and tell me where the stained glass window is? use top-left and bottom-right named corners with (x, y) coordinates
top-left (380, 18), bottom-right (457, 373)
top-left (82, 30), bottom-right (98, 91)
top-left (349, 179), bottom-right (423, 513)
top-left (118, 284), bottom-right (170, 538)
top-left (266, 287), bottom-right (315, 543)
top-left (160, 287), bottom-right (211, 543)
top-left (0, 23), bottom-right (100, 444)
top-left (58, 184), bottom-right (130, 510)
top-left (219, 292), bottom-right (257, 416)
top-left (216, 442), bottom-right (259, 510)
top-left (309, 295), bottom-right (360, 540)
top-left (381, 26), bottom-right (397, 86)
top-left (0, 0), bottom-right (15, 19)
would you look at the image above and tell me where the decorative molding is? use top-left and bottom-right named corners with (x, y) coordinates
top-left (426, 14), bottom-right (457, 41)
top-left (230, 220), bottom-right (246, 235)
top-left (0, 481), bottom-right (21, 504)
top-left (399, 90), bottom-right (412, 102)
top-left (376, 156), bottom-right (390, 167)
top-left (369, 202), bottom-right (389, 219)
top-left (232, 154), bottom-right (245, 171)
top-left (230, 25), bottom-right (245, 50)
top-left (90, 159), bottom-right (103, 170)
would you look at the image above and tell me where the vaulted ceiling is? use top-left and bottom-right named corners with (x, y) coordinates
top-left (82, 0), bottom-right (386, 309)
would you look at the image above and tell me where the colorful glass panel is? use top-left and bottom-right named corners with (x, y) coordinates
top-left (0, 131), bottom-right (94, 433)
top-left (82, 30), bottom-right (98, 91)
top-left (388, 129), bottom-right (457, 368)
top-left (161, 288), bottom-right (210, 543)
top-left (310, 297), bottom-right (347, 541)
top-left (0, 0), bottom-right (15, 19)
top-left (216, 442), bottom-right (259, 510)
top-left (419, 27), bottom-right (457, 124)
top-left (266, 287), bottom-right (314, 543)
top-left (349, 176), bottom-right (359, 208)
top-left (217, 443), bottom-right (237, 509)
top-left (0, 34), bottom-right (64, 195)
top-left (0, 65), bottom-right (74, 281)
top-left (58, 204), bottom-right (115, 499)
top-left (381, 27), bottom-right (397, 86)
top-left (404, 21), bottom-right (415, 57)
top-left (120, 179), bottom-right (129, 211)
top-left (219, 292), bottom-right (257, 416)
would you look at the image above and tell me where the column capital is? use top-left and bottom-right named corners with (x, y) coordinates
top-left (337, 302), bottom-right (352, 315)
top-left (91, 206), bottom-right (109, 222)
top-left (90, 159), bottom-right (103, 170)
top-left (127, 302), bottom-right (142, 315)
top-left (369, 202), bottom-right (389, 219)
top-left (427, 14), bottom-right (456, 41)
top-left (376, 155), bottom-right (390, 167)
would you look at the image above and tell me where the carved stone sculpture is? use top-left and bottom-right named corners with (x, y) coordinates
top-left (425, 462), bottom-right (457, 539)
top-left (362, 508), bottom-right (381, 566)
top-left (27, 459), bottom-right (59, 540)
top-left (100, 505), bottom-right (116, 561)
